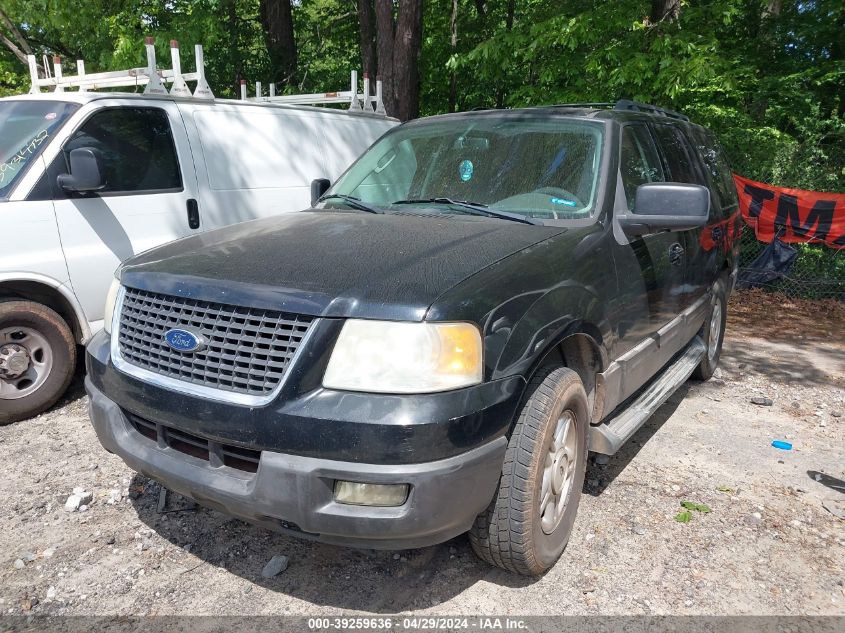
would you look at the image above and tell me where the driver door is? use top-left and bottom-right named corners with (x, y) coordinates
top-left (609, 123), bottom-right (689, 399)
top-left (48, 102), bottom-right (200, 324)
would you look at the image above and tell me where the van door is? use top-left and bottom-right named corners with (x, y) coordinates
top-left (317, 115), bottom-right (396, 179)
top-left (49, 102), bottom-right (200, 323)
top-left (183, 104), bottom-right (331, 230)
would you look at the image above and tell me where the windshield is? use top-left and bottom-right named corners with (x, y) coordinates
top-left (325, 115), bottom-right (604, 221)
top-left (0, 100), bottom-right (79, 199)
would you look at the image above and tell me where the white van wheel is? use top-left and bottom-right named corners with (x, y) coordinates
top-left (0, 301), bottom-right (76, 425)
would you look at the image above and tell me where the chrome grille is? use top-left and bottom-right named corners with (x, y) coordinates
top-left (117, 287), bottom-right (313, 397)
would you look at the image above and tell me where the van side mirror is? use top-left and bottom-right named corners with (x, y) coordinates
top-left (617, 183), bottom-right (709, 236)
top-left (310, 178), bottom-right (331, 206)
top-left (57, 147), bottom-right (105, 193)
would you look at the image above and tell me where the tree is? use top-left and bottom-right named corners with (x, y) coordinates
top-left (356, 0), bottom-right (424, 120)
top-left (0, 5), bottom-right (33, 67)
top-left (357, 0), bottom-right (377, 80)
top-left (259, 0), bottom-right (298, 87)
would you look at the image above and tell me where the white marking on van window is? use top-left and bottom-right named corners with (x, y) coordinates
top-left (0, 129), bottom-right (50, 185)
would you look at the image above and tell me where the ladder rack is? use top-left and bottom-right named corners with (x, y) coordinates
top-left (242, 71), bottom-right (387, 115)
top-left (28, 38), bottom-right (213, 99)
top-left (26, 38), bottom-right (389, 116)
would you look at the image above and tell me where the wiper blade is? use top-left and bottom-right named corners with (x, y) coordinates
top-left (392, 197), bottom-right (541, 225)
top-left (318, 194), bottom-right (383, 214)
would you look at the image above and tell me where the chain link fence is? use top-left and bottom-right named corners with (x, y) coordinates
top-left (737, 224), bottom-right (845, 299)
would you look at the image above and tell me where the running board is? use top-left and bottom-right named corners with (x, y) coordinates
top-left (589, 336), bottom-right (706, 455)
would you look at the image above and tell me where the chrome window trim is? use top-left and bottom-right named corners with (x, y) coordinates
top-left (109, 285), bottom-right (319, 407)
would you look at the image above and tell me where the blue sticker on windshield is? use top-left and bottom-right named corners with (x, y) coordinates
top-left (459, 159), bottom-right (474, 182)
top-left (550, 197), bottom-right (577, 207)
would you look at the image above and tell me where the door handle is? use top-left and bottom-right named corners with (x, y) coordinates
top-left (186, 198), bottom-right (200, 230)
top-left (668, 242), bottom-right (684, 265)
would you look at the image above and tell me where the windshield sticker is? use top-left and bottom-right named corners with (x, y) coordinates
top-left (0, 129), bottom-right (49, 186)
top-left (459, 159), bottom-right (474, 182)
top-left (45, 112), bottom-right (57, 120)
top-left (550, 197), bottom-right (577, 207)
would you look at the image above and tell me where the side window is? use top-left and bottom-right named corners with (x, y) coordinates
top-left (687, 126), bottom-right (737, 212)
top-left (64, 107), bottom-right (181, 194)
top-left (620, 124), bottom-right (665, 209)
top-left (650, 124), bottom-right (703, 185)
top-left (710, 135), bottom-right (738, 209)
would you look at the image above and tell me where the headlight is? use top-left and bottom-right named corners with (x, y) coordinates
top-left (103, 277), bottom-right (121, 335)
top-left (323, 320), bottom-right (483, 393)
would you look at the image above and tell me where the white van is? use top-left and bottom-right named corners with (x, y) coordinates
top-left (0, 87), bottom-right (396, 423)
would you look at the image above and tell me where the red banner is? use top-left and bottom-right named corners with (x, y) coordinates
top-left (734, 174), bottom-right (845, 249)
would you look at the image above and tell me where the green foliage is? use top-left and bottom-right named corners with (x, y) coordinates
top-left (1, 0), bottom-right (842, 191)
top-left (680, 501), bottom-right (711, 513)
top-left (675, 500), bottom-right (711, 523)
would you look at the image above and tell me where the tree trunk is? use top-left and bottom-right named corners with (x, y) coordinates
top-left (448, 0), bottom-right (458, 112)
top-left (0, 6), bottom-right (34, 67)
top-left (390, 0), bottom-right (424, 121)
top-left (260, 0), bottom-right (298, 88)
top-left (495, 0), bottom-right (515, 108)
top-left (366, 0), bottom-right (424, 121)
top-left (650, 0), bottom-right (681, 24)
top-left (226, 0), bottom-right (243, 94)
top-left (357, 0), bottom-right (377, 80)
top-left (375, 0), bottom-right (396, 115)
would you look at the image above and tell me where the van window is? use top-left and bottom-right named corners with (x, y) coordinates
top-left (64, 107), bottom-right (181, 194)
top-left (620, 124), bottom-right (665, 209)
top-left (193, 110), bottom-right (327, 190)
top-left (650, 124), bottom-right (702, 185)
top-left (0, 100), bottom-right (78, 199)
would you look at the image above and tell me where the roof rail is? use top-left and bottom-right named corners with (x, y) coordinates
top-left (552, 102), bottom-right (615, 109)
top-left (241, 70), bottom-right (388, 116)
top-left (613, 99), bottom-right (689, 121)
top-left (28, 38), bottom-right (214, 99)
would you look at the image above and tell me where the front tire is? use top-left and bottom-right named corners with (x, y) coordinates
top-left (0, 301), bottom-right (76, 425)
top-left (692, 278), bottom-right (727, 381)
top-left (469, 366), bottom-right (589, 575)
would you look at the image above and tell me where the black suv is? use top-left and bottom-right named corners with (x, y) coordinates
top-left (86, 101), bottom-right (740, 575)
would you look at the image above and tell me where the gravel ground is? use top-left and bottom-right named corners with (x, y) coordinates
top-left (0, 297), bottom-right (843, 616)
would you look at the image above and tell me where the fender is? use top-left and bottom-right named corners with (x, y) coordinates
top-left (492, 279), bottom-right (611, 381)
top-left (0, 271), bottom-right (92, 343)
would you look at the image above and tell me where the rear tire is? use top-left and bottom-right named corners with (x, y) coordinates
top-left (0, 301), bottom-right (76, 425)
top-left (692, 278), bottom-right (727, 381)
top-left (469, 366), bottom-right (589, 575)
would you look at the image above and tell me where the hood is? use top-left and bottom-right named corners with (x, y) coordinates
top-left (120, 210), bottom-right (566, 321)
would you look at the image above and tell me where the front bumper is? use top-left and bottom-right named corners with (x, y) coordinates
top-left (86, 377), bottom-right (508, 550)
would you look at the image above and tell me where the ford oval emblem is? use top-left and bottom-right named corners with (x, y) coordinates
top-left (164, 328), bottom-right (205, 353)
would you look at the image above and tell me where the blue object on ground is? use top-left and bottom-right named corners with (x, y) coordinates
top-left (772, 440), bottom-right (792, 450)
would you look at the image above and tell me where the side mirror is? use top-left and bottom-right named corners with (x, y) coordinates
top-left (617, 183), bottom-right (709, 236)
top-left (310, 178), bottom-right (331, 206)
top-left (57, 147), bottom-right (105, 193)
